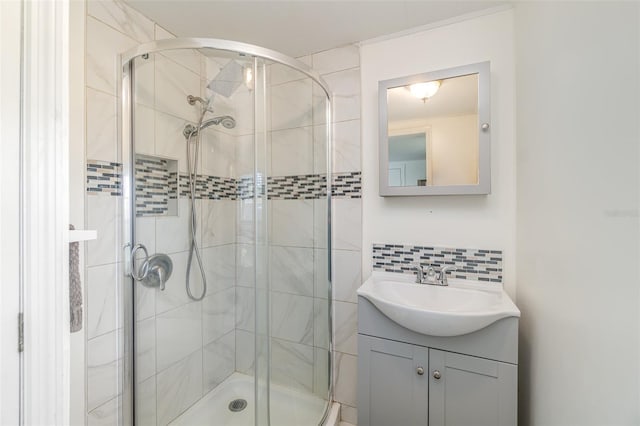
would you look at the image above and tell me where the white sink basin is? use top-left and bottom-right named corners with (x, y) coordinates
top-left (357, 271), bottom-right (520, 337)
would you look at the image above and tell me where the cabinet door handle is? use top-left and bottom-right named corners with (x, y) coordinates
top-left (433, 370), bottom-right (441, 380)
top-left (416, 366), bottom-right (425, 375)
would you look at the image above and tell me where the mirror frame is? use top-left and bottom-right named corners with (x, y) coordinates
top-left (379, 61), bottom-right (491, 196)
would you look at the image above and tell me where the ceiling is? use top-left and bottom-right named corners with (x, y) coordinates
top-left (387, 73), bottom-right (478, 123)
top-left (124, 1), bottom-right (505, 57)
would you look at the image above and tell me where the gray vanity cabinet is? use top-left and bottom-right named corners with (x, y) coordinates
top-left (358, 297), bottom-right (519, 426)
top-left (357, 335), bottom-right (429, 426)
top-left (429, 349), bottom-right (517, 426)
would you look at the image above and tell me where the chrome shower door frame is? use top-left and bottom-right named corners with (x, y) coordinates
top-left (120, 38), bottom-right (334, 426)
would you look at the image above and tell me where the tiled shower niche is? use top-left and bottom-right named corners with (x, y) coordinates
top-left (135, 155), bottom-right (179, 217)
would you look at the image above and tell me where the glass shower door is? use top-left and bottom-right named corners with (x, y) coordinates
top-left (122, 40), bottom-right (332, 426)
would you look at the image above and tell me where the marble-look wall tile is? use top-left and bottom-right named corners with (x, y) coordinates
top-left (270, 246), bottom-right (314, 296)
top-left (136, 376), bottom-right (157, 426)
top-left (341, 405), bottom-right (358, 425)
top-left (313, 347), bottom-right (330, 398)
top-left (236, 198), bottom-right (255, 244)
top-left (332, 198), bottom-right (362, 250)
top-left (87, 263), bottom-right (118, 339)
top-left (135, 215), bottom-right (156, 254)
top-left (313, 298), bottom-right (329, 350)
top-left (87, 194), bottom-right (119, 266)
top-left (154, 27), bottom-right (201, 75)
top-left (271, 126), bottom-right (314, 176)
top-left (88, 0), bottom-right (154, 43)
top-left (270, 55), bottom-right (311, 86)
top-left (87, 396), bottom-right (119, 426)
top-left (200, 128), bottom-right (236, 178)
top-left (136, 282), bottom-right (155, 322)
top-left (156, 251), bottom-right (201, 314)
top-left (271, 292), bottom-right (313, 345)
top-left (333, 249), bottom-right (362, 303)
top-left (156, 302), bottom-right (202, 372)
top-left (87, 330), bottom-right (122, 411)
top-left (235, 286), bottom-right (255, 332)
top-left (312, 45), bottom-right (359, 76)
top-left (154, 24), bottom-right (173, 39)
top-left (235, 329), bottom-right (255, 375)
top-left (133, 54), bottom-right (155, 108)
top-left (203, 331), bottom-right (235, 392)
top-left (201, 199), bottom-right (236, 246)
top-left (136, 317), bottom-right (156, 383)
top-left (271, 79), bottom-right (313, 130)
top-left (321, 68), bottom-right (361, 123)
top-left (156, 350), bottom-right (203, 425)
top-left (154, 110), bottom-right (190, 173)
top-left (86, 16), bottom-right (138, 95)
top-left (155, 199), bottom-right (193, 254)
top-left (271, 338), bottom-right (314, 393)
top-left (133, 103), bottom-right (155, 155)
top-left (333, 119), bottom-right (361, 173)
top-left (334, 352), bottom-right (358, 407)
top-left (202, 287), bottom-right (235, 345)
top-left (334, 301), bottom-right (357, 355)
top-left (236, 243), bottom-right (255, 287)
top-left (234, 134), bottom-right (254, 179)
top-left (155, 55), bottom-right (201, 122)
top-left (314, 248), bottom-right (329, 299)
top-left (271, 199), bottom-right (314, 247)
top-left (313, 198), bottom-right (329, 249)
top-left (312, 124), bottom-right (328, 175)
top-left (87, 88), bottom-right (118, 163)
top-left (312, 83), bottom-right (329, 127)
top-left (202, 244), bottom-right (236, 293)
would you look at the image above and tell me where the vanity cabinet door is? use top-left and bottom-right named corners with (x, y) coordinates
top-left (428, 349), bottom-right (517, 426)
top-left (358, 335), bottom-right (429, 426)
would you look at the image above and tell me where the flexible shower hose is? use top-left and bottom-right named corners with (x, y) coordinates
top-left (185, 107), bottom-right (208, 301)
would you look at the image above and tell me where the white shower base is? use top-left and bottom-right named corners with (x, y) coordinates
top-left (169, 372), bottom-right (329, 426)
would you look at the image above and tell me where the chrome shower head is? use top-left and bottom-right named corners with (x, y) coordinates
top-left (201, 115), bottom-right (236, 130)
top-left (183, 115), bottom-right (236, 138)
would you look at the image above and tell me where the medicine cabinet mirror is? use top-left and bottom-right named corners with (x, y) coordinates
top-left (379, 61), bottom-right (491, 196)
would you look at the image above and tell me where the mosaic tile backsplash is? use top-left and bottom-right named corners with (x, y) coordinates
top-left (372, 243), bottom-right (503, 283)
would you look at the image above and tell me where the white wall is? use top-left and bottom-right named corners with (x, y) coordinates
top-left (0, 2), bottom-right (23, 424)
top-left (68, 2), bottom-right (86, 425)
top-left (360, 9), bottom-right (517, 295)
top-left (515, 2), bottom-right (640, 425)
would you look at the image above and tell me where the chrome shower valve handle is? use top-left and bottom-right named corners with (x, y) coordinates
top-left (130, 244), bottom-right (172, 291)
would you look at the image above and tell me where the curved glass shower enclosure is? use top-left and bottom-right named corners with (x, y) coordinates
top-left (121, 39), bottom-right (332, 426)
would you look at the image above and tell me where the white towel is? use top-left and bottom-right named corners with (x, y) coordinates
top-left (69, 224), bottom-right (82, 332)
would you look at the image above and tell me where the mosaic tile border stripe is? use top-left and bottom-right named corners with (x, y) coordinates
top-left (332, 172), bottom-right (361, 198)
top-left (86, 160), bottom-right (122, 196)
top-left (87, 162), bottom-right (362, 202)
top-left (372, 243), bottom-right (503, 283)
top-left (268, 174), bottom-right (326, 200)
top-left (135, 157), bottom-right (174, 216)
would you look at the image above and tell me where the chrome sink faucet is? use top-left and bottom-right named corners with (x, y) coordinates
top-left (411, 264), bottom-right (458, 286)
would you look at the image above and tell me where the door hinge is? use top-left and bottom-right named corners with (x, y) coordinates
top-left (18, 313), bottom-right (24, 353)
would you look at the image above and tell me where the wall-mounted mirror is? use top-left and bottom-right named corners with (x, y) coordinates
top-left (379, 61), bottom-right (490, 196)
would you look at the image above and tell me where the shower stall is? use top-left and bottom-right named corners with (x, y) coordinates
top-left (120, 39), bottom-right (332, 425)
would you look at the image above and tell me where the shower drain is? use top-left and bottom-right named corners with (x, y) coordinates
top-left (228, 399), bottom-right (248, 412)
